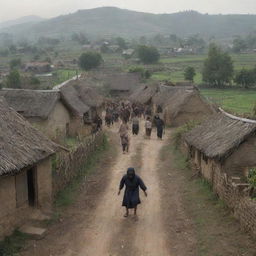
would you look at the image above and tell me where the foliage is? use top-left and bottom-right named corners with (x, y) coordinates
top-left (234, 67), bottom-right (256, 88)
top-left (137, 45), bottom-right (160, 64)
top-left (248, 168), bottom-right (256, 198)
top-left (29, 76), bottom-right (40, 85)
top-left (202, 44), bottom-right (234, 87)
top-left (78, 52), bottom-right (103, 70)
top-left (9, 58), bottom-right (22, 70)
top-left (71, 32), bottom-right (90, 45)
top-left (6, 69), bottom-right (21, 89)
top-left (128, 66), bottom-right (151, 79)
top-left (0, 230), bottom-right (30, 256)
top-left (116, 37), bottom-right (127, 49)
top-left (232, 37), bottom-right (247, 53)
top-left (173, 121), bottom-right (200, 148)
top-left (38, 36), bottom-right (60, 46)
top-left (184, 66), bottom-right (196, 82)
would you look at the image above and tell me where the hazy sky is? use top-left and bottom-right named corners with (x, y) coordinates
top-left (0, 0), bottom-right (256, 22)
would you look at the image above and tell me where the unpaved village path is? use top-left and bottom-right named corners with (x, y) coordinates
top-left (77, 123), bottom-right (170, 256)
top-left (20, 120), bottom-right (256, 256)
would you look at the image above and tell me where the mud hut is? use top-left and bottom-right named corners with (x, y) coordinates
top-left (104, 73), bottom-right (141, 97)
top-left (0, 89), bottom-right (71, 141)
top-left (0, 98), bottom-right (57, 239)
top-left (59, 84), bottom-right (91, 136)
top-left (129, 84), bottom-right (159, 106)
top-left (152, 85), bottom-right (215, 127)
top-left (184, 112), bottom-right (256, 181)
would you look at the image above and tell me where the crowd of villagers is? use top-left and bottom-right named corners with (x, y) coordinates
top-left (105, 100), bottom-right (165, 218)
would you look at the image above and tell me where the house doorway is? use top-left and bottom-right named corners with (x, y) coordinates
top-left (27, 168), bottom-right (36, 207)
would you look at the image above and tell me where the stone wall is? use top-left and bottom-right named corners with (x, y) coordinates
top-left (187, 145), bottom-right (256, 237)
top-left (52, 131), bottom-right (105, 196)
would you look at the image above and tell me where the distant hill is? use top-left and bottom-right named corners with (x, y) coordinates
top-left (0, 15), bottom-right (45, 29)
top-left (1, 7), bottom-right (256, 40)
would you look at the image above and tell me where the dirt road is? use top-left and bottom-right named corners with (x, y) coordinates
top-left (20, 120), bottom-right (256, 256)
top-left (78, 123), bottom-right (171, 256)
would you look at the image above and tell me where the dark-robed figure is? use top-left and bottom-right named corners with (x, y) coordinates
top-left (155, 115), bottom-right (165, 139)
top-left (118, 168), bottom-right (147, 217)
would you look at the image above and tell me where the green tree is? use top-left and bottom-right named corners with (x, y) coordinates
top-left (78, 52), bottom-right (103, 70)
top-left (202, 44), bottom-right (234, 87)
top-left (116, 37), bottom-right (127, 50)
top-left (232, 37), bottom-right (247, 53)
top-left (137, 45), bottom-right (160, 64)
top-left (234, 68), bottom-right (256, 88)
top-left (6, 69), bottom-right (22, 88)
top-left (9, 58), bottom-right (22, 70)
top-left (184, 66), bottom-right (196, 82)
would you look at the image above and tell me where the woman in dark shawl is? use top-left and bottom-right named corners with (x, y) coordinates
top-left (118, 168), bottom-right (147, 217)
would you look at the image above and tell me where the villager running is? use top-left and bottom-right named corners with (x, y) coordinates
top-left (118, 168), bottom-right (147, 217)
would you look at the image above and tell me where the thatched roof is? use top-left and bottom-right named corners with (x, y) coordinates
top-left (104, 73), bottom-right (141, 91)
top-left (153, 85), bottom-right (195, 108)
top-left (60, 83), bottom-right (90, 117)
top-left (0, 89), bottom-right (60, 120)
top-left (129, 84), bottom-right (159, 104)
top-left (185, 113), bottom-right (256, 160)
top-left (0, 98), bottom-right (57, 176)
top-left (75, 81), bottom-right (104, 108)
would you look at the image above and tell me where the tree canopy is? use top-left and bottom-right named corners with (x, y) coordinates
top-left (78, 52), bottom-right (103, 70)
top-left (6, 69), bottom-right (22, 89)
top-left (202, 44), bottom-right (234, 87)
top-left (137, 45), bottom-right (160, 64)
top-left (234, 68), bottom-right (256, 88)
top-left (184, 66), bottom-right (196, 82)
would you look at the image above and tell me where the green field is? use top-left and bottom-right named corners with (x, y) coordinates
top-left (152, 53), bottom-right (256, 84)
top-left (200, 88), bottom-right (256, 115)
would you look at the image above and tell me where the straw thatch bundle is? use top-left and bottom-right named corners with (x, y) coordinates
top-left (0, 89), bottom-right (60, 119)
top-left (129, 84), bottom-right (158, 104)
top-left (0, 98), bottom-right (57, 176)
top-left (185, 113), bottom-right (256, 160)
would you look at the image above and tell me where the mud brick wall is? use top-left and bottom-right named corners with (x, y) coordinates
top-left (52, 132), bottom-right (105, 196)
top-left (187, 147), bottom-right (256, 237)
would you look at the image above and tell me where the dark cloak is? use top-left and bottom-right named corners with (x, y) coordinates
top-left (119, 174), bottom-right (147, 209)
top-left (155, 118), bottom-right (165, 138)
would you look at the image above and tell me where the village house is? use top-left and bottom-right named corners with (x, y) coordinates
top-left (104, 72), bottom-right (141, 97)
top-left (184, 111), bottom-right (256, 235)
top-left (0, 98), bottom-right (57, 240)
top-left (59, 83), bottom-right (93, 137)
top-left (185, 112), bottom-right (256, 182)
top-left (152, 85), bottom-right (215, 127)
top-left (0, 89), bottom-right (71, 141)
top-left (24, 62), bottom-right (52, 74)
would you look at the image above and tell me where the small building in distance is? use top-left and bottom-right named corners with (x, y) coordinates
top-left (24, 62), bottom-right (52, 74)
top-left (152, 85), bottom-right (215, 127)
top-left (0, 89), bottom-right (71, 141)
top-left (103, 72), bottom-right (141, 97)
top-left (0, 97), bottom-right (57, 239)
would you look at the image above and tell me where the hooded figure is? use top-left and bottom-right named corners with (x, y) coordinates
top-left (155, 115), bottom-right (165, 139)
top-left (118, 168), bottom-right (147, 217)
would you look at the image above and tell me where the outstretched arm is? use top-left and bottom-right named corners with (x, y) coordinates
top-left (138, 177), bottom-right (148, 197)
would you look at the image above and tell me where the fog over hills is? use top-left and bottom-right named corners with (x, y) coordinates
top-left (1, 7), bottom-right (256, 40)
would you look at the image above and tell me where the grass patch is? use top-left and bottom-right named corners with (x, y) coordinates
top-left (0, 230), bottom-right (31, 256)
top-left (169, 142), bottom-right (256, 255)
top-left (200, 88), bottom-right (256, 115)
top-left (55, 134), bottom-right (108, 208)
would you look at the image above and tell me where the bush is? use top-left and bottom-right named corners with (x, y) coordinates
top-left (128, 66), bottom-right (151, 79)
top-left (137, 45), bottom-right (160, 64)
top-left (6, 69), bottom-right (21, 89)
top-left (184, 66), bottom-right (196, 82)
top-left (78, 52), bottom-right (103, 70)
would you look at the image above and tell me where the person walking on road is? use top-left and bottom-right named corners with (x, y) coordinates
top-left (145, 117), bottom-right (152, 138)
top-left (118, 168), bottom-right (147, 218)
top-left (155, 115), bottom-right (165, 139)
top-left (121, 133), bottom-right (130, 154)
top-left (132, 116), bottom-right (140, 135)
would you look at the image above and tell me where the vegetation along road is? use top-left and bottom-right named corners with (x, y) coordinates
top-left (20, 121), bottom-right (256, 256)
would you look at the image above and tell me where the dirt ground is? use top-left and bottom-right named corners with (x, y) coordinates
top-left (20, 121), bottom-right (256, 256)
